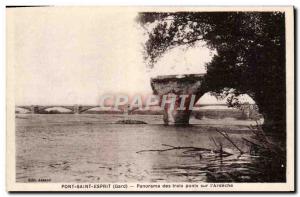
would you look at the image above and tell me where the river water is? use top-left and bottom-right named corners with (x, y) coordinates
top-left (16, 114), bottom-right (284, 183)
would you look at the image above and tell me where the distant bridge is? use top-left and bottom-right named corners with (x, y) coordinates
top-left (15, 103), bottom-right (258, 115)
top-left (15, 104), bottom-right (147, 114)
top-left (16, 105), bottom-right (97, 114)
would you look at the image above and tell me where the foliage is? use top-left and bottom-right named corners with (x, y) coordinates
top-left (137, 12), bottom-right (286, 137)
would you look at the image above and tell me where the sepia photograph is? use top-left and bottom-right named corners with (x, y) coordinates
top-left (6, 6), bottom-right (294, 192)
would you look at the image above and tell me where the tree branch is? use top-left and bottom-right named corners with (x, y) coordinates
top-left (216, 129), bottom-right (244, 154)
top-left (136, 144), bottom-right (233, 156)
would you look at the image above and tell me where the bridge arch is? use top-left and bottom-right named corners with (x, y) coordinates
top-left (78, 106), bottom-right (102, 114)
top-left (15, 107), bottom-right (30, 114)
top-left (194, 92), bottom-right (261, 120)
top-left (40, 106), bottom-right (73, 114)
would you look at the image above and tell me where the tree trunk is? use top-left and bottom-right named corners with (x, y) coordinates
top-left (255, 96), bottom-right (286, 147)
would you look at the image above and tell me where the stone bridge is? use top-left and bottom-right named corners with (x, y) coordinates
top-left (151, 74), bottom-right (258, 125)
top-left (16, 105), bottom-right (97, 114)
top-left (151, 74), bottom-right (206, 125)
top-left (16, 74), bottom-right (257, 124)
top-left (15, 104), bottom-right (140, 114)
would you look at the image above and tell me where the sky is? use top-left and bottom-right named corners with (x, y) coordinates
top-left (8, 7), bottom-right (253, 106)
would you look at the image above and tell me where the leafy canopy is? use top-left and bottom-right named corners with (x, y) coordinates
top-left (137, 12), bottom-right (286, 134)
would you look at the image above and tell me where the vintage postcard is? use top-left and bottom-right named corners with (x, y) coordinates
top-left (6, 6), bottom-right (294, 192)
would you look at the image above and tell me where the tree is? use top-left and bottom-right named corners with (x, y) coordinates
top-left (137, 12), bottom-right (286, 142)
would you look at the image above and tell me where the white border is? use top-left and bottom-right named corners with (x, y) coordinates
top-left (2, 2), bottom-right (297, 195)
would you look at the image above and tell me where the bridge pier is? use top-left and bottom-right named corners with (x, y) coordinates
top-left (30, 105), bottom-right (39, 114)
top-left (73, 105), bottom-right (81, 114)
top-left (161, 94), bottom-right (201, 125)
top-left (151, 74), bottom-right (205, 125)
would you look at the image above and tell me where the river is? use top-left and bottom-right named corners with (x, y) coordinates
top-left (15, 114), bottom-right (284, 183)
